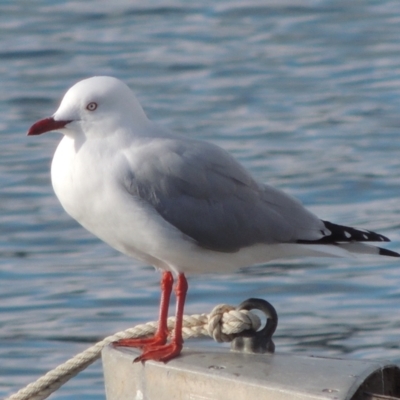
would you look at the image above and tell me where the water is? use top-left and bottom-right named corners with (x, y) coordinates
top-left (1, 0), bottom-right (400, 398)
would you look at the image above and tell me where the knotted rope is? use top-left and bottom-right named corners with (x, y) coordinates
top-left (5, 304), bottom-right (261, 400)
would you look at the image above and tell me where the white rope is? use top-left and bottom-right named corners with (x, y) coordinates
top-left (5, 304), bottom-right (260, 400)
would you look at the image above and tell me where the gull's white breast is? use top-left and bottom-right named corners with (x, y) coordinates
top-left (50, 135), bottom-right (206, 273)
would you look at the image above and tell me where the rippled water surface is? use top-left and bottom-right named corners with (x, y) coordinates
top-left (2, 1), bottom-right (400, 398)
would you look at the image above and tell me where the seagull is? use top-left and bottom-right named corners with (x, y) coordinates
top-left (28, 76), bottom-right (399, 362)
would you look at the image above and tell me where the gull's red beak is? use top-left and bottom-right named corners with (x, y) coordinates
top-left (27, 117), bottom-right (72, 136)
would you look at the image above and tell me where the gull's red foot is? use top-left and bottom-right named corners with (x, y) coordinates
top-left (114, 271), bottom-right (188, 362)
top-left (114, 271), bottom-right (173, 350)
top-left (114, 335), bottom-right (182, 362)
top-left (114, 331), bottom-right (168, 349)
top-left (134, 341), bottom-right (183, 363)
top-left (113, 272), bottom-right (188, 363)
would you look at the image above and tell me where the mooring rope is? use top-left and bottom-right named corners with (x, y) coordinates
top-left (5, 304), bottom-right (261, 400)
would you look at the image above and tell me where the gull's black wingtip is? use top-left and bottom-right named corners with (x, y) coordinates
top-left (378, 247), bottom-right (400, 258)
top-left (321, 221), bottom-right (391, 243)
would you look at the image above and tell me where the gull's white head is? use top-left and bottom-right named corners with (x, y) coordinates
top-left (28, 76), bottom-right (149, 138)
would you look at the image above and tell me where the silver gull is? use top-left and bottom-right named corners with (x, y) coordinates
top-left (28, 76), bottom-right (399, 362)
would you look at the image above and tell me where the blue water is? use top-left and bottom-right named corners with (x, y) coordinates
top-left (2, 1), bottom-right (400, 398)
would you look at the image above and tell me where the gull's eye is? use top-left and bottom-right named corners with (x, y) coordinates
top-left (86, 102), bottom-right (98, 111)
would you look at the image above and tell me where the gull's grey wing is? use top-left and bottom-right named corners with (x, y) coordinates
top-left (121, 137), bottom-right (327, 252)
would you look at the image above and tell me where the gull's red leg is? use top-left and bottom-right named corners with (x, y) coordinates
top-left (134, 273), bottom-right (188, 363)
top-left (114, 271), bottom-right (173, 348)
